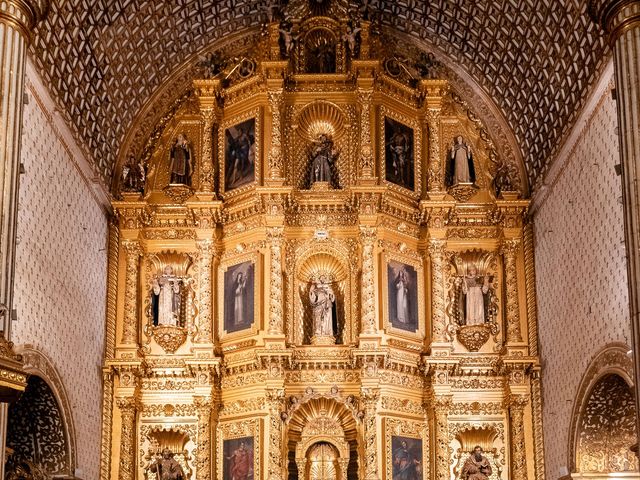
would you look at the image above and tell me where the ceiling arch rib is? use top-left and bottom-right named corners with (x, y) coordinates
top-left (30, 0), bottom-right (609, 189)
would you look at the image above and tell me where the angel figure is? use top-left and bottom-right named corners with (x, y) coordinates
top-left (279, 23), bottom-right (298, 56)
top-left (342, 24), bottom-right (361, 54)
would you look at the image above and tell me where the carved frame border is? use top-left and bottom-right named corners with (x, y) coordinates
top-left (217, 250), bottom-right (262, 343)
top-left (219, 107), bottom-right (262, 198)
top-left (379, 105), bottom-right (423, 199)
top-left (381, 250), bottom-right (426, 342)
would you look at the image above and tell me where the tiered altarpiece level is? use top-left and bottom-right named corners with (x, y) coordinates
top-left (102, 5), bottom-right (542, 479)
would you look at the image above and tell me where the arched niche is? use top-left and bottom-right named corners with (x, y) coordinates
top-left (569, 343), bottom-right (639, 478)
top-left (4, 346), bottom-right (76, 478)
top-left (286, 391), bottom-right (361, 480)
top-left (140, 425), bottom-right (195, 480)
top-left (450, 424), bottom-right (503, 480)
top-left (286, 239), bottom-right (358, 346)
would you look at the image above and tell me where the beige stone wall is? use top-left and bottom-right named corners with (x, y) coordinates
top-left (533, 71), bottom-right (632, 479)
top-left (12, 65), bottom-right (108, 479)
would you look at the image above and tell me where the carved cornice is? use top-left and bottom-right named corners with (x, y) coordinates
top-left (0, 0), bottom-right (49, 38)
top-left (590, 0), bottom-right (640, 42)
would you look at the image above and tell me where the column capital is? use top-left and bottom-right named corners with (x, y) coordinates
top-left (0, 0), bottom-right (49, 37)
top-left (589, 0), bottom-right (640, 42)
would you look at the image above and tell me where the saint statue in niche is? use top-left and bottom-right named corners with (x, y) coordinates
top-left (446, 135), bottom-right (476, 187)
top-left (169, 133), bottom-right (193, 186)
top-left (146, 449), bottom-right (185, 480)
top-left (151, 266), bottom-right (183, 326)
top-left (462, 446), bottom-right (492, 480)
top-left (309, 275), bottom-right (336, 339)
top-left (309, 134), bottom-right (337, 187)
top-left (461, 264), bottom-right (491, 325)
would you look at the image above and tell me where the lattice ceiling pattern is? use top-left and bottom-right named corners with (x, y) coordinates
top-left (30, 0), bottom-right (609, 189)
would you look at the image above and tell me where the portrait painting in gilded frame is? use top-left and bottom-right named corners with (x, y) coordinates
top-left (224, 118), bottom-right (256, 191)
top-left (223, 260), bottom-right (255, 333)
top-left (387, 260), bottom-right (419, 333)
top-left (384, 117), bottom-right (414, 191)
top-left (391, 435), bottom-right (423, 480)
top-left (223, 436), bottom-right (255, 480)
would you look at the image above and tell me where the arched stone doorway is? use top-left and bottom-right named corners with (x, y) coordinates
top-left (5, 375), bottom-right (72, 478)
top-left (569, 343), bottom-right (640, 479)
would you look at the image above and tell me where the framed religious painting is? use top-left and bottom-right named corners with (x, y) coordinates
top-left (380, 108), bottom-right (422, 196)
top-left (218, 252), bottom-right (261, 342)
top-left (220, 110), bottom-right (260, 196)
top-left (384, 418), bottom-right (429, 480)
top-left (383, 251), bottom-right (425, 341)
top-left (217, 419), bottom-right (260, 480)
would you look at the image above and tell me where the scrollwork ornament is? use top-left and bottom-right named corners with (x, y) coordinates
top-left (121, 241), bottom-right (142, 344)
top-left (425, 107), bottom-right (443, 190)
top-left (200, 107), bottom-right (215, 192)
top-left (267, 227), bottom-right (284, 335)
top-left (357, 88), bottom-right (374, 176)
top-left (195, 239), bottom-right (214, 342)
top-left (428, 239), bottom-right (447, 342)
top-left (432, 396), bottom-right (452, 480)
top-left (268, 90), bottom-right (285, 178)
top-left (360, 227), bottom-right (377, 334)
top-left (502, 239), bottom-right (523, 343)
top-left (361, 388), bottom-right (380, 480)
top-left (507, 395), bottom-right (529, 480)
top-left (265, 389), bottom-right (285, 480)
top-left (117, 397), bottom-right (138, 480)
top-left (194, 396), bottom-right (213, 480)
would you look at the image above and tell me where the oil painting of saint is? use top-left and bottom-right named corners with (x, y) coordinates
top-left (385, 117), bottom-right (414, 190)
top-left (224, 261), bottom-right (255, 333)
top-left (387, 260), bottom-right (418, 332)
top-left (223, 437), bottom-right (254, 480)
top-left (225, 118), bottom-right (256, 191)
top-left (392, 436), bottom-right (422, 480)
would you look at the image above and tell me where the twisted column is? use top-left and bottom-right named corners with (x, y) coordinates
top-left (428, 239), bottom-right (447, 342)
top-left (117, 397), bottom-right (138, 480)
top-left (530, 370), bottom-right (546, 480)
top-left (360, 227), bottom-right (377, 334)
top-left (589, 0), bottom-right (640, 447)
top-left (195, 239), bottom-right (214, 342)
top-left (267, 227), bottom-right (284, 335)
top-left (502, 239), bottom-right (523, 343)
top-left (508, 395), bottom-right (529, 480)
top-left (121, 240), bottom-right (142, 344)
top-left (194, 397), bottom-right (212, 480)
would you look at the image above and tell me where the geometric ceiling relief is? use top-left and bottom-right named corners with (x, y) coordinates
top-left (30, 0), bottom-right (608, 190)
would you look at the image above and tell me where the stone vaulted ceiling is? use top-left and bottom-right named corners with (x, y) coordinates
top-left (30, 0), bottom-right (609, 190)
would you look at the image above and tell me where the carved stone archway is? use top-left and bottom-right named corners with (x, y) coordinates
top-left (568, 343), bottom-right (640, 478)
top-left (295, 415), bottom-right (350, 480)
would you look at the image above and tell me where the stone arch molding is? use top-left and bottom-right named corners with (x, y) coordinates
top-left (568, 342), bottom-right (638, 477)
top-left (14, 344), bottom-right (77, 476)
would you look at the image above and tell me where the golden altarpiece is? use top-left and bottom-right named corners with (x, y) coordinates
top-left (103, 2), bottom-right (543, 479)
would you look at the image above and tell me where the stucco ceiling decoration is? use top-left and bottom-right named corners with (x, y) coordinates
top-left (30, 0), bottom-right (609, 191)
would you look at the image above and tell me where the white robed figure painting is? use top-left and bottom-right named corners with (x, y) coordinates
top-left (395, 268), bottom-right (410, 324)
top-left (152, 266), bottom-right (182, 326)
top-left (387, 260), bottom-right (418, 332)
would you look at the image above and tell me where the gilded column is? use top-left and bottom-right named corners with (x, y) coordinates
top-left (195, 239), bottom-right (214, 343)
top-left (360, 227), bottom-right (377, 334)
top-left (361, 388), bottom-right (380, 480)
top-left (589, 0), bottom-right (640, 444)
top-left (502, 239), bottom-right (523, 343)
top-left (0, 0), bottom-right (49, 340)
top-left (267, 227), bottom-right (284, 335)
top-left (433, 396), bottom-right (452, 480)
top-left (121, 240), bottom-right (142, 344)
top-left (523, 222), bottom-right (539, 355)
top-left (425, 108), bottom-right (443, 191)
top-left (357, 88), bottom-right (374, 178)
top-left (428, 239), bottom-right (447, 343)
top-left (194, 397), bottom-right (212, 480)
top-left (508, 395), bottom-right (529, 480)
top-left (267, 90), bottom-right (285, 180)
top-left (199, 107), bottom-right (215, 192)
top-left (530, 369), bottom-right (545, 480)
top-left (100, 369), bottom-right (114, 480)
top-left (117, 397), bottom-right (138, 480)
top-left (266, 389), bottom-right (285, 480)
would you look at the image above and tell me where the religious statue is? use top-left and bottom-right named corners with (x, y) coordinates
top-left (226, 441), bottom-right (253, 480)
top-left (309, 275), bottom-right (335, 338)
top-left (395, 268), bottom-right (410, 325)
top-left (393, 439), bottom-right (421, 480)
top-left (152, 266), bottom-right (182, 326)
top-left (279, 23), bottom-right (297, 57)
top-left (492, 161), bottom-right (515, 197)
top-left (387, 124), bottom-right (412, 188)
top-left (462, 446), bottom-right (492, 480)
top-left (461, 264), bottom-right (490, 325)
top-left (121, 154), bottom-right (146, 193)
top-left (233, 271), bottom-right (247, 326)
top-left (169, 133), bottom-right (193, 186)
top-left (446, 135), bottom-right (476, 186)
top-left (342, 24), bottom-right (361, 55)
top-left (147, 449), bottom-right (185, 480)
top-left (310, 134), bottom-right (336, 186)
